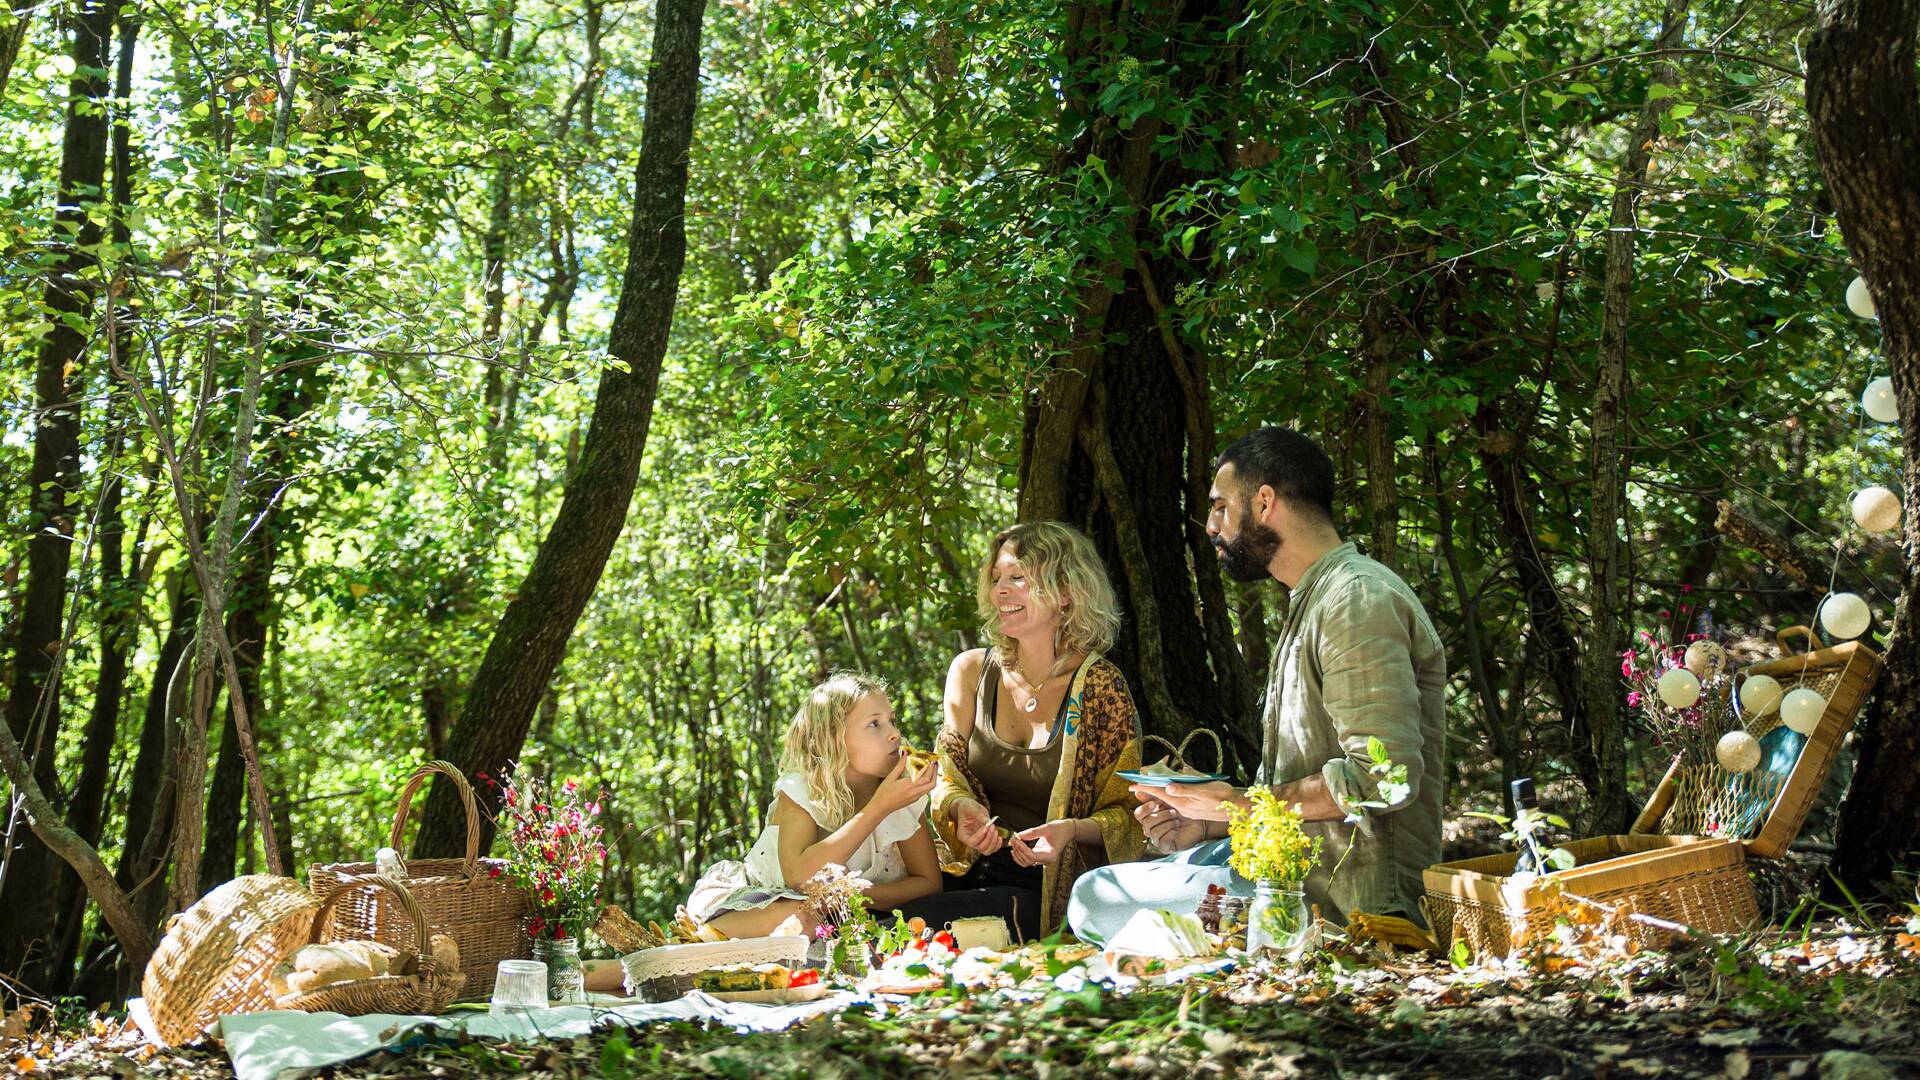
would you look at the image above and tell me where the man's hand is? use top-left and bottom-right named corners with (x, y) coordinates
top-left (1133, 793), bottom-right (1208, 854)
top-left (1131, 780), bottom-right (1244, 822)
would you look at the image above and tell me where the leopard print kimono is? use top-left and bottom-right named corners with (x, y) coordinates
top-left (932, 652), bottom-right (1146, 934)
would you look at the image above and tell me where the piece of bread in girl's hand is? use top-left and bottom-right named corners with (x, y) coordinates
top-left (902, 746), bottom-right (938, 781)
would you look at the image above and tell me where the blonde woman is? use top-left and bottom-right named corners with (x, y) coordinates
top-left (679, 672), bottom-right (940, 938)
top-left (910, 522), bottom-right (1146, 939)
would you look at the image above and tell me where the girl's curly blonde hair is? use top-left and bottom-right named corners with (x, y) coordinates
top-left (976, 521), bottom-right (1122, 664)
top-left (778, 670), bottom-right (890, 830)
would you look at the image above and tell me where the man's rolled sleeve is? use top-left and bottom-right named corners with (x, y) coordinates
top-left (1315, 581), bottom-right (1428, 819)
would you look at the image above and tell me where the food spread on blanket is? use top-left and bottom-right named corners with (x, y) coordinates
top-left (860, 928), bottom-right (960, 994)
top-left (692, 964), bottom-right (821, 994)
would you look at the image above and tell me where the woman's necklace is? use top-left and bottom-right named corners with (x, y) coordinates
top-left (1006, 653), bottom-right (1074, 713)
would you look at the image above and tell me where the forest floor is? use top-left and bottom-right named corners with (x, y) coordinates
top-left (11, 903), bottom-right (1920, 1080)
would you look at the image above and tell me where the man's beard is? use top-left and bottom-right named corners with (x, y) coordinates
top-left (1214, 514), bottom-right (1281, 583)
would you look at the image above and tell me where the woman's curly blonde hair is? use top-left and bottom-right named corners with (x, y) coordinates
top-left (976, 521), bottom-right (1123, 664)
top-left (778, 670), bottom-right (890, 830)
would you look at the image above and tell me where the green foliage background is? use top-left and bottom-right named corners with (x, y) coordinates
top-left (0, 0), bottom-right (1902, 951)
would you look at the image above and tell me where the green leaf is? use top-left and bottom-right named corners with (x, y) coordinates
top-left (1282, 241), bottom-right (1318, 274)
top-left (1546, 846), bottom-right (1577, 871)
top-left (1487, 47), bottom-right (1519, 62)
top-left (1450, 939), bottom-right (1472, 969)
top-left (1667, 102), bottom-right (1697, 119)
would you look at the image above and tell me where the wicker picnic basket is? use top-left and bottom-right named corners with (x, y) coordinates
top-left (1632, 627), bottom-right (1881, 858)
top-left (278, 875), bottom-right (465, 1016)
top-left (308, 760), bottom-right (528, 1001)
top-left (141, 874), bottom-right (322, 1047)
top-left (1423, 835), bottom-right (1758, 959)
top-left (1424, 626), bottom-right (1877, 960)
top-left (619, 935), bottom-right (809, 1003)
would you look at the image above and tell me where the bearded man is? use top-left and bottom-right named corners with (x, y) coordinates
top-left (1066, 427), bottom-right (1448, 941)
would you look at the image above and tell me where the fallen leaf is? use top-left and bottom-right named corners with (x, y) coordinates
top-left (1724, 1049), bottom-right (1751, 1080)
top-left (1700, 1028), bottom-right (1761, 1048)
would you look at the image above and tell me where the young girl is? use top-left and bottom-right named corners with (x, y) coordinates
top-left (682, 671), bottom-right (941, 938)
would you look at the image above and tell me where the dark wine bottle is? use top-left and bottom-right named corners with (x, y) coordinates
top-left (1510, 777), bottom-right (1550, 875)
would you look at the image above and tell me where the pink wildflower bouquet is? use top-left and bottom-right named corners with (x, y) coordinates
top-left (497, 764), bottom-right (607, 941)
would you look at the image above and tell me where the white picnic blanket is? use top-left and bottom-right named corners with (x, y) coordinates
top-left (132, 991), bottom-right (864, 1080)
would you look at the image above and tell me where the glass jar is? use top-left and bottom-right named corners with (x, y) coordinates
top-left (532, 936), bottom-right (586, 1003)
top-left (1246, 882), bottom-right (1309, 957)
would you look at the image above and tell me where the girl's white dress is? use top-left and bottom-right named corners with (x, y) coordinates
top-left (685, 772), bottom-right (929, 920)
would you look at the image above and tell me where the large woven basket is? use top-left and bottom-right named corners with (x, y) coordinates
top-left (1633, 627), bottom-right (1881, 859)
top-left (619, 935), bottom-right (808, 1002)
top-left (141, 875), bottom-right (321, 1047)
top-left (308, 761), bottom-right (528, 1001)
top-left (279, 875), bottom-right (464, 1016)
top-left (1423, 835), bottom-right (1758, 960)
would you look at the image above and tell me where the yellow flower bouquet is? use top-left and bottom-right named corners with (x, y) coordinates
top-left (1228, 787), bottom-right (1323, 955)
top-left (1228, 786), bottom-right (1321, 884)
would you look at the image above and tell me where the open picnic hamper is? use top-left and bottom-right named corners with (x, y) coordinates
top-left (1424, 627), bottom-right (1880, 960)
top-left (140, 874), bottom-right (462, 1047)
top-left (308, 760), bottom-right (529, 1001)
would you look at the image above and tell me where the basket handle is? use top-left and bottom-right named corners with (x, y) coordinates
top-left (387, 760), bottom-right (481, 878)
top-left (309, 873), bottom-right (430, 953)
top-left (1776, 625), bottom-right (1825, 656)
top-left (1143, 728), bottom-right (1225, 775)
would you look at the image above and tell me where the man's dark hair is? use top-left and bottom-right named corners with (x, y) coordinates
top-left (1215, 427), bottom-right (1336, 522)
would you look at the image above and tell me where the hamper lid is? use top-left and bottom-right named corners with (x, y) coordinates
top-left (1631, 626), bottom-right (1882, 857)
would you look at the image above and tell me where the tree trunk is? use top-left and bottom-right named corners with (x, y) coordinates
top-left (49, 14), bottom-right (144, 989)
top-left (1016, 0), bottom-right (1255, 768)
top-left (413, 0), bottom-right (708, 857)
top-left (1475, 404), bottom-right (1604, 801)
top-left (1, 0), bottom-right (123, 991)
top-left (480, 0), bottom-right (517, 428)
top-left (74, 573), bottom-right (193, 1003)
top-left (0, 1), bottom-right (30, 104)
top-left (1804, 0), bottom-right (1920, 890)
top-left (1583, 0), bottom-right (1688, 833)
top-left (0, 720), bottom-right (151, 982)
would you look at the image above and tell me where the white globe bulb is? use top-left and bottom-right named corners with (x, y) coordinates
top-left (1819, 591), bottom-right (1872, 640)
top-left (1657, 667), bottom-right (1702, 709)
top-left (1716, 730), bottom-right (1762, 774)
top-left (1852, 486), bottom-right (1902, 533)
top-left (1863, 377), bottom-right (1899, 424)
top-left (1684, 640), bottom-right (1727, 680)
top-left (1781, 687), bottom-right (1827, 735)
top-left (1847, 275), bottom-right (1877, 319)
top-left (1738, 674), bottom-right (1783, 717)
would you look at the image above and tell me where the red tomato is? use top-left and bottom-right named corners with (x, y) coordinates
top-left (788, 968), bottom-right (821, 987)
top-left (932, 931), bottom-right (956, 950)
